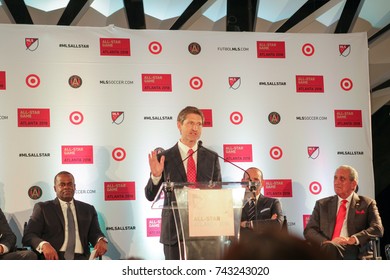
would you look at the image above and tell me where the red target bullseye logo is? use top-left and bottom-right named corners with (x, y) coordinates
top-left (26, 74), bottom-right (40, 88)
top-left (112, 147), bottom-right (126, 161)
top-left (270, 146), bottom-right (283, 160)
top-left (230, 111), bottom-right (243, 125)
top-left (302, 43), bottom-right (315, 56)
top-left (340, 78), bottom-right (353, 91)
top-left (189, 76), bottom-right (203, 90)
top-left (69, 111), bottom-right (84, 125)
top-left (309, 181), bottom-right (322, 195)
top-left (149, 41), bottom-right (162, 54)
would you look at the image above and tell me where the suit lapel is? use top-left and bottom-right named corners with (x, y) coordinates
top-left (54, 198), bottom-right (65, 228)
top-left (347, 192), bottom-right (359, 234)
top-left (327, 196), bottom-right (338, 237)
top-left (170, 144), bottom-right (187, 182)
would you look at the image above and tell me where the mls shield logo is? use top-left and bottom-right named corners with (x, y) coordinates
top-left (339, 44), bottom-right (351, 57)
top-left (112, 111), bottom-right (124, 125)
top-left (308, 146), bottom-right (320, 159)
top-left (229, 77), bottom-right (241, 90)
top-left (25, 38), bottom-right (39, 51)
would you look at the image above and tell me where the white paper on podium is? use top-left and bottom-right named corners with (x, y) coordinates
top-left (188, 189), bottom-right (234, 237)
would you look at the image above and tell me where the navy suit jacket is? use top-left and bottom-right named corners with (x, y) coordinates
top-left (241, 194), bottom-right (284, 232)
top-left (0, 208), bottom-right (17, 252)
top-left (22, 198), bottom-right (105, 258)
top-left (145, 143), bottom-right (221, 245)
top-left (304, 192), bottom-right (384, 258)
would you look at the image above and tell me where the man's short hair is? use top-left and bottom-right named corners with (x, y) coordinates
top-left (177, 106), bottom-right (204, 124)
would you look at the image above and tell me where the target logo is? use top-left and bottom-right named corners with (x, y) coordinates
top-left (302, 43), bottom-right (315, 56)
top-left (270, 146), bottom-right (283, 160)
top-left (189, 76), bottom-right (203, 90)
top-left (26, 74), bottom-right (40, 88)
top-left (149, 41), bottom-right (162, 54)
top-left (69, 111), bottom-right (84, 125)
top-left (340, 78), bottom-right (353, 91)
top-left (230, 111), bottom-right (243, 125)
top-left (309, 181), bottom-right (322, 195)
top-left (112, 147), bottom-right (126, 161)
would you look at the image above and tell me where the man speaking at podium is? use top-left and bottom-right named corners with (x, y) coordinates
top-left (145, 106), bottom-right (221, 260)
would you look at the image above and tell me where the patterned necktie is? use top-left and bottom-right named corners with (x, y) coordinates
top-left (248, 199), bottom-right (256, 221)
top-left (64, 202), bottom-right (76, 260)
top-left (331, 199), bottom-right (348, 239)
top-left (186, 149), bottom-right (197, 183)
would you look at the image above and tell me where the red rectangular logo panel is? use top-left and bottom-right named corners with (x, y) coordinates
top-left (17, 108), bottom-right (50, 127)
top-left (257, 41), bottom-right (286, 58)
top-left (296, 75), bottom-right (324, 93)
top-left (264, 179), bottom-right (293, 197)
top-left (142, 74), bottom-right (172, 92)
top-left (62, 145), bottom-right (93, 164)
top-left (104, 182), bottom-right (136, 201)
top-left (223, 144), bottom-right (253, 162)
top-left (334, 110), bottom-right (363, 127)
top-left (146, 218), bottom-right (161, 237)
top-left (0, 71), bottom-right (5, 90)
top-left (100, 38), bottom-right (130, 56)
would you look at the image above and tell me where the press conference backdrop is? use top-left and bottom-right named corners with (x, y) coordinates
top-left (0, 24), bottom-right (372, 260)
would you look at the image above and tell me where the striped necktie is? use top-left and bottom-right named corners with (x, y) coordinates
top-left (248, 199), bottom-right (256, 221)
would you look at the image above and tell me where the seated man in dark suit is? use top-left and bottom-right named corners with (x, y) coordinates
top-left (240, 167), bottom-right (284, 233)
top-left (22, 171), bottom-right (108, 260)
top-left (0, 208), bottom-right (37, 260)
top-left (304, 165), bottom-right (384, 259)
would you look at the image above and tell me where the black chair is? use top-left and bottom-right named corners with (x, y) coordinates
top-left (364, 237), bottom-right (382, 260)
top-left (385, 243), bottom-right (390, 260)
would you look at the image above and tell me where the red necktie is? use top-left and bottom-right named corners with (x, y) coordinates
top-left (331, 199), bottom-right (348, 239)
top-left (186, 149), bottom-right (196, 183)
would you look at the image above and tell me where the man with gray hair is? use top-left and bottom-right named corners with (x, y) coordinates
top-left (304, 165), bottom-right (384, 259)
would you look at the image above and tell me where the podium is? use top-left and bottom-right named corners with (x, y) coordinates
top-left (152, 181), bottom-right (257, 260)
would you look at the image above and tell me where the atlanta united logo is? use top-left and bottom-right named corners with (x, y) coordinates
top-left (68, 75), bottom-right (82, 88)
top-left (28, 185), bottom-right (42, 200)
top-left (188, 42), bottom-right (201, 55)
top-left (268, 112), bottom-right (281, 125)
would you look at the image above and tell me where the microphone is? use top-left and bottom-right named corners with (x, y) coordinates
top-left (197, 141), bottom-right (259, 192)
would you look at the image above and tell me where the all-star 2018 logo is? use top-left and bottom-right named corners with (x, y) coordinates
top-left (112, 111), bottom-right (124, 125)
top-left (308, 146), bottom-right (320, 159)
top-left (25, 38), bottom-right (39, 51)
top-left (229, 77), bottom-right (241, 90)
